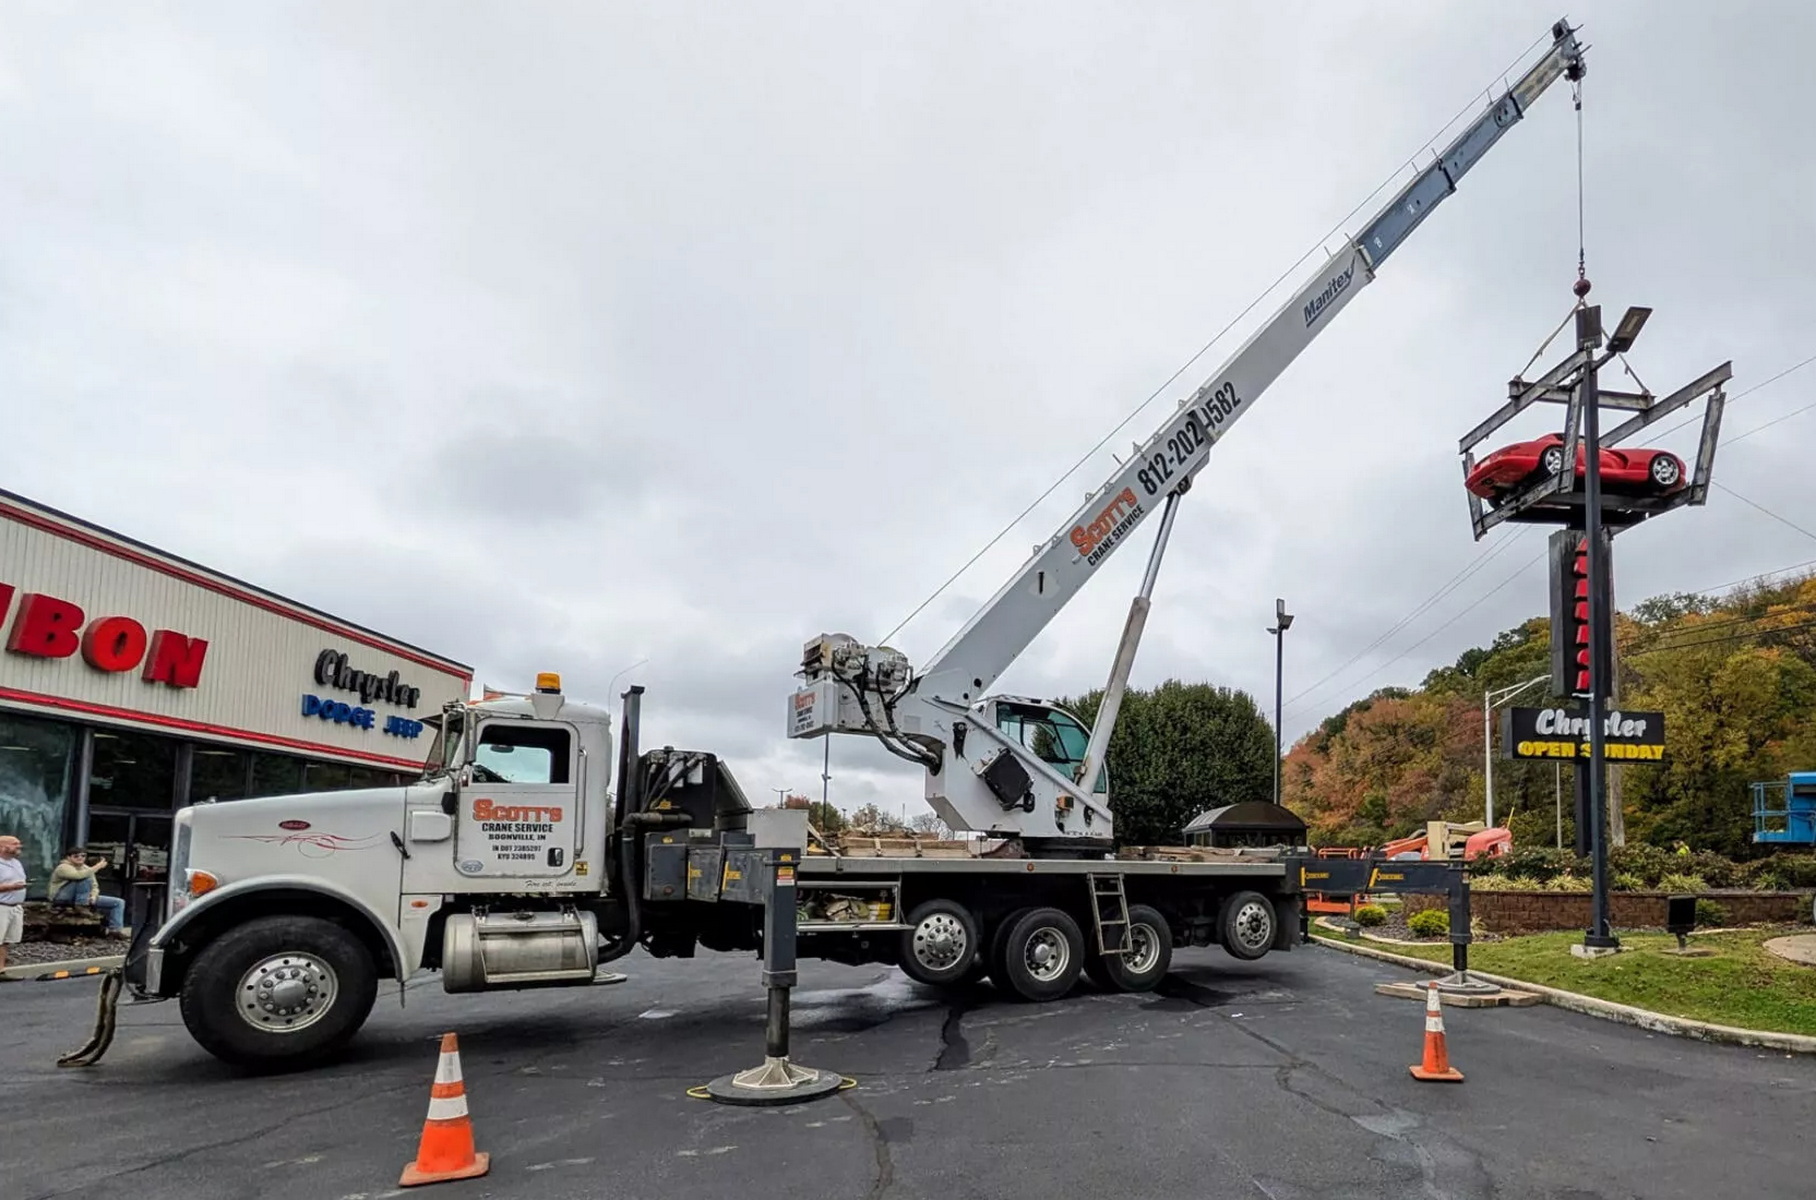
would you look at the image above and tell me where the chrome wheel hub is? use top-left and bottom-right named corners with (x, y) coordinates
top-left (1024, 928), bottom-right (1071, 981)
top-left (912, 913), bottom-right (968, 971)
top-left (1233, 903), bottom-right (1272, 952)
top-left (237, 953), bottom-right (339, 1033)
top-left (1126, 924), bottom-right (1161, 975)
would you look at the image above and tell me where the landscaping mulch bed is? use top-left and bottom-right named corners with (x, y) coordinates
top-left (5, 936), bottom-right (125, 967)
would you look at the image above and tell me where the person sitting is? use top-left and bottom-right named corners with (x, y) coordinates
top-left (47, 847), bottom-right (128, 937)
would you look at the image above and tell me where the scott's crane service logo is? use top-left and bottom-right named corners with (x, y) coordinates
top-left (1070, 488), bottom-right (1144, 566)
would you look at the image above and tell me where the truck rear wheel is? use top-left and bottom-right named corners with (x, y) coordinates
top-left (991, 906), bottom-right (1084, 1002)
top-left (897, 899), bottom-right (980, 986)
top-left (1219, 890), bottom-right (1276, 962)
top-left (1084, 904), bottom-right (1173, 992)
top-left (179, 915), bottom-right (379, 1069)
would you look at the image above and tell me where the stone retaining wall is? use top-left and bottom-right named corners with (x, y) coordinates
top-left (1399, 889), bottom-right (1816, 933)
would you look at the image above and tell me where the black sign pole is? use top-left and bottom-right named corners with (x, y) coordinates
top-left (1579, 306), bottom-right (1619, 952)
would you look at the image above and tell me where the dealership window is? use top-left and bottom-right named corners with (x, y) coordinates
top-left (190, 746), bottom-right (250, 803)
top-left (302, 760), bottom-right (353, 792)
top-left (0, 712), bottom-right (78, 899)
top-left (348, 766), bottom-right (402, 790)
top-left (248, 752), bottom-right (305, 798)
top-left (88, 730), bottom-right (177, 811)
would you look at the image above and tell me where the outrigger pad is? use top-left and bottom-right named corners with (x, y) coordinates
top-left (701, 1057), bottom-right (844, 1106)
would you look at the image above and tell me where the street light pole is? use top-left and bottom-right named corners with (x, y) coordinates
top-left (1268, 599), bottom-right (1294, 808)
top-left (1483, 674), bottom-right (1549, 828)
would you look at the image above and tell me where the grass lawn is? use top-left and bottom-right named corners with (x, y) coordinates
top-left (1312, 924), bottom-right (1816, 1037)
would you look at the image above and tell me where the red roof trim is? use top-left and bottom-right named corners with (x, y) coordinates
top-left (0, 498), bottom-right (471, 682)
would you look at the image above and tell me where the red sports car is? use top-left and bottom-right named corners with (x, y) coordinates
top-left (1464, 433), bottom-right (1686, 500)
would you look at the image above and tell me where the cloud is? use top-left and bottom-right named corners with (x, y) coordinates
top-left (3, 2), bottom-right (1811, 819)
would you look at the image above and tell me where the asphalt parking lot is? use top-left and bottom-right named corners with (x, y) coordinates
top-left (3, 943), bottom-right (1812, 1200)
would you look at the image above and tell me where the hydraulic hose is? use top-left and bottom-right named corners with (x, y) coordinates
top-left (597, 808), bottom-right (691, 963)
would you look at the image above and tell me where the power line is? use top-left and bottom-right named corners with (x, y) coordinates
top-left (881, 32), bottom-right (1563, 646)
top-left (1651, 351), bottom-right (1816, 444)
top-left (1713, 482), bottom-right (1816, 545)
top-left (1286, 545), bottom-right (1547, 717)
top-left (1627, 616), bottom-right (1816, 660)
top-left (1280, 527), bottom-right (1534, 712)
top-left (1678, 557), bottom-right (1816, 600)
top-left (1631, 600), bottom-right (1816, 646)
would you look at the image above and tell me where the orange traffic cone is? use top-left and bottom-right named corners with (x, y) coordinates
top-left (400, 1033), bottom-right (491, 1186)
top-left (1409, 982), bottom-right (1464, 1082)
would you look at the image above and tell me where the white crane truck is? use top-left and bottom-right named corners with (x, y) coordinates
top-left (119, 21), bottom-right (1588, 1069)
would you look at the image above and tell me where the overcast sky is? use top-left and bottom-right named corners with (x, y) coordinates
top-left (4, 2), bottom-right (1812, 819)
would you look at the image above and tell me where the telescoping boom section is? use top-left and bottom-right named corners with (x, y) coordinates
top-left (789, 21), bottom-right (1588, 846)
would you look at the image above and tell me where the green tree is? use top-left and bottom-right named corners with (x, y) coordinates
top-left (807, 799), bottom-right (847, 834)
top-left (1057, 679), bottom-right (1276, 846)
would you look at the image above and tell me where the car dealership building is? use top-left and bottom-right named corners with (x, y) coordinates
top-left (0, 488), bottom-right (471, 921)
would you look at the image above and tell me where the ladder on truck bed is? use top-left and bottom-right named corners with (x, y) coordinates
top-left (1087, 873), bottom-right (1131, 955)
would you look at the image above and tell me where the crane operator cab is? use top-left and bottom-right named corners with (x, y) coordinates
top-left (981, 696), bottom-right (1110, 815)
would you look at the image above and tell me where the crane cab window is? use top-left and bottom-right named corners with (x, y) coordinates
top-left (472, 723), bottom-right (572, 785)
top-left (994, 702), bottom-right (1107, 794)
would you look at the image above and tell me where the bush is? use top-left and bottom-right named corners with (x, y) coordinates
top-left (1478, 875), bottom-right (1545, 891)
top-left (1407, 909), bottom-right (1450, 938)
top-left (1611, 873), bottom-right (1645, 892)
top-left (1694, 898), bottom-right (1730, 928)
top-left (1688, 851), bottom-right (1744, 888)
top-left (1353, 904), bottom-right (1387, 927)
top-left (1542, 874), bottom-right (1594, 892)
top-left (1746, 854), bottom-right (1816, 890)
top-left (1609, 843), bottom-right (1674, 887)
top-left (1490, 847), bottom-right (1589, 883)
top-left (1657, 873), bottom-right (1709, 895)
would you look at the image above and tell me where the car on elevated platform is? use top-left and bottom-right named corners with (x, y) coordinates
top-left (1464, 432), bottom-right (1686, 502)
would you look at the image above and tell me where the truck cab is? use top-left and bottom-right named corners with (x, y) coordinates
top-left (131, 674), bottom-right (627, 1066)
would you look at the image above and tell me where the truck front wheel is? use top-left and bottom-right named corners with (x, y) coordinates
top-left (180, 915), bottom-right (379, 1069)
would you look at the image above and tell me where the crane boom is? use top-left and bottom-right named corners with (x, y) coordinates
top-left (915, 19), bottom-right (1586, 707)
top-left (790, 20), bottom-right (1587, 844)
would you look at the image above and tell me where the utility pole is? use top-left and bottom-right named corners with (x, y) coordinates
top-left (1268, 599), bottom-right (1293, 808)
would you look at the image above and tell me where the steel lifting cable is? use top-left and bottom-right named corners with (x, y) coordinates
top-left (880, 29), bottom-right (1557, 647)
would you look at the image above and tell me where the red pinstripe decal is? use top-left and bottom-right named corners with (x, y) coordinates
top-left (0, 685), bottom-right (428, 770)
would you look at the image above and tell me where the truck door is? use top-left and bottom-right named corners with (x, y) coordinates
top-left (453, 718), bottom-right (584, 883)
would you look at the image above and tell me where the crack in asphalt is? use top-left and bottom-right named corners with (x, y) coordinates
top-left (934, 1001), bottom-right (972, 1071)
top-left (840, 1089), bottom-right (896, 1200)
top-left (1218, 1013), bottom-right (1499, 1200)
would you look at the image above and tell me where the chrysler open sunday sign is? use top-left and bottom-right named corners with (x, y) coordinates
top-left (1500, 706), bottom-right (1667, 761)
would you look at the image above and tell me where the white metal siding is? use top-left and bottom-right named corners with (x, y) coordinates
top-left (0, 493), bottom-right (470, 770)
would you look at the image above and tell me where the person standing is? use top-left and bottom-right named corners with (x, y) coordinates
top-left (47, 847), bottom-right (128, 936)
top-left (0, 835), bottom-right (27, 973)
